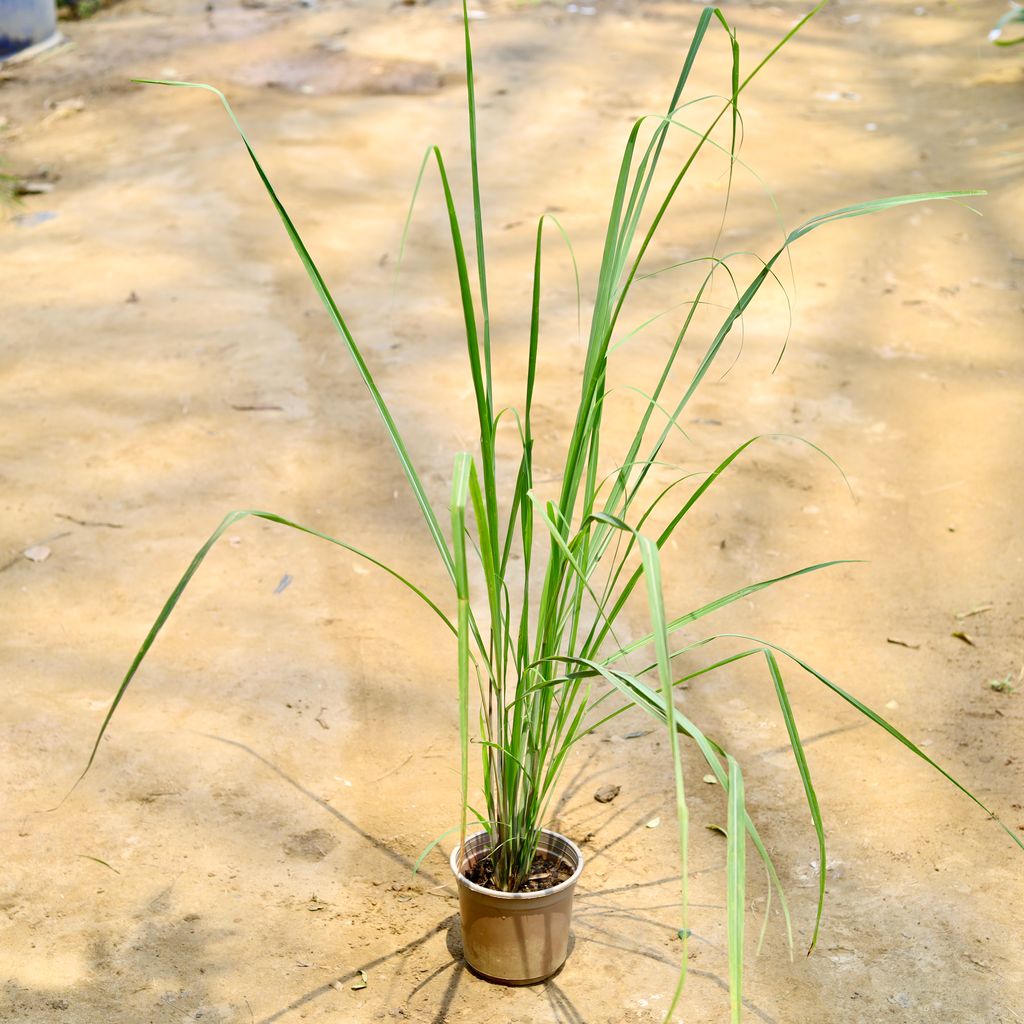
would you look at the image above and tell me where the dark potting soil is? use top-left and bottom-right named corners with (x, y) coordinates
top-left (466, 853), bottom-right (573, 893)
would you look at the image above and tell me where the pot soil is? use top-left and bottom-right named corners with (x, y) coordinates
top-left (450, 829), bottom-right (584, 985)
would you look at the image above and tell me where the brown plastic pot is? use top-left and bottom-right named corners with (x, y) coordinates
top-left (450, 828), bottom-right (584, 985)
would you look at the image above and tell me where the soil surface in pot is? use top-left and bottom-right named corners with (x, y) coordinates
top-left (466, 853), bottom-right (574, 893)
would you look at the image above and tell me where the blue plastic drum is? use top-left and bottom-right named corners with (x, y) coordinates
top-left (0, 0), bottom-right (59, 60)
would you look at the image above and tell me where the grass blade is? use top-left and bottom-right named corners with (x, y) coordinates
top-left (765, 649), bottom-right (826, 953)
top-left (133, 79), bottom-right (455, 582)
top-left (638, 536), bottom-right (690, 1021)
top-left (719, 633), bottom-right (1024, 854)
top-left (726, 753), bottom-right (746, 1023)
top-left (451, 453), bottom-right (473, 852)
top-left (605, 558), bottom-right (854, 664)
top-left (78, 508), bottom-right (453, 785)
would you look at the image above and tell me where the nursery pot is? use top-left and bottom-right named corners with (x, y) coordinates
top-left (450, 829), bottom-right (584, 985)
top-left (0, 0), bottom-right (58, 60)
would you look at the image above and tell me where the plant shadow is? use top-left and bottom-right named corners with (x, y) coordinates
top-left (573, 870), bottom-right (781, 1024)
top-left (207, 734), bottom-right (593, 1020)
top-left (203, 732), bottom-right (443, 887)
top-left (255, 913), bottom-right (589, 1024)
top-left (3, 904), bottom-right (239, 1022)
top-left (199, 698), bottom-right (838, 1022)
top-left (254, 915), bottom-right (458, 1024)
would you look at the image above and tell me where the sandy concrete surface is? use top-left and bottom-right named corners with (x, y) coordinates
top-left (2, 0), bottom-right (1022, 1021)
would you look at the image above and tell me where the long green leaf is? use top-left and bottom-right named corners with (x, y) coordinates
top-left (638, 536), bottom-right (690, 1022)
top-left (133, 80), bottom-right (456, 584)
top-left (765, 649), bottom-right (826, 953)
top-left (726, 753), bottom-right (746, 1024)
top-left (605, 558), bottom-right (855, 664)
top-left (79, 508), bottom-right (453, 783)
top-left (451, 453), bottom-right (473, 852)
top-left (719, 633), bottom-right (1024, 855)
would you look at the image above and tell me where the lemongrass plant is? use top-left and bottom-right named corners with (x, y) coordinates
top-left (81, 2), bottom-right (1022, 1020)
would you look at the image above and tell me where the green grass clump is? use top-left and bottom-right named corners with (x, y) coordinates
top-left (80, 3), bottom-right (1022, 1019)
top-left (57, 0), bottom-right (109, 20)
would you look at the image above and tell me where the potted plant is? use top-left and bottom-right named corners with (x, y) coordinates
top-left (78, 2), bottom-right (1022, 1017)
top-left (0, 0), bottom-right (58, 61)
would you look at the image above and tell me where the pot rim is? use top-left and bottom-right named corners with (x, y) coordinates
top-left (450, 827), bottom-right (584, 901)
